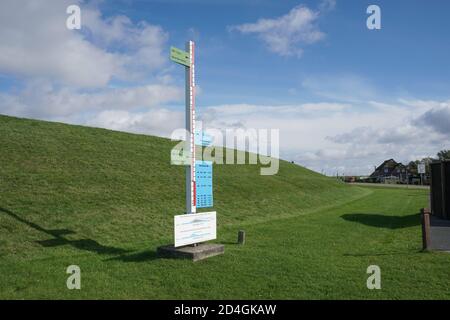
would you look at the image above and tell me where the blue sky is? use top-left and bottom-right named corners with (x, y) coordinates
top-left (0, 0), bottom-right (449, 175)
top-left (96, 0), bottom-right (450, 105)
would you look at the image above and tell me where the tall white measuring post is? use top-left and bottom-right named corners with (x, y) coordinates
top-left (165, 41), bottom-right (221, 254)
top-left (170, 41), bottom-right (196, 214)
top-left (185, 41), bottom-right (196, 214)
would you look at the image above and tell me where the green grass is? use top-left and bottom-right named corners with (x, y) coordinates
top-left (0, 114), bottom-right (449, 299)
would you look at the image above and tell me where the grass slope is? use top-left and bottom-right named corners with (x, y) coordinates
top-left (1, 115), bottom-right (448, 299)
top-left (0, 114), bottom-right (366, 255)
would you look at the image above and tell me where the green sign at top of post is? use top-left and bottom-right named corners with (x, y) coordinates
top-left (170, 46), bottom-right (190, 67)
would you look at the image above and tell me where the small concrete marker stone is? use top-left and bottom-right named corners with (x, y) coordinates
top-left (238, 230), bottom-right (245, 245)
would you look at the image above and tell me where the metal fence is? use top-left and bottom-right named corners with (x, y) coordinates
top-left (430, 160), bottom-right (450, 220)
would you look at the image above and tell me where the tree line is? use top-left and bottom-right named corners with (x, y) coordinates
top-left (407, 149), bottom-right (450, 175)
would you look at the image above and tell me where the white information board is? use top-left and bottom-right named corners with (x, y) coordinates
top-left (174, 211), bottom-right (216, 247)
top-left (418, 163), bottom-right (426, 174)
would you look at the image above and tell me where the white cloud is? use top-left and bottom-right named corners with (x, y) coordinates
top-left (0, 80), bottom-right (182, 120)
top-left (0, 0), bottom-right (168, 87)
top-left (302, 74), bottom-right (377, 102)
top-left (300, 102), bottom-right (350, 112)
top-left (0, 1), bottom-right (184, 139)
top-left (413, 103), bottom-right (450, 135)
top-left (319, 0), bottom-right (336, 12)
top-left (205, 102), bottom-right (350, 117)
top-left (229, 3), bottom-right (331, 57)
top-left (200, 99), bottom-right (450, 175)
top-left (82, 8), bottom-right (168, 80)
top-left (86, 108), bottom-right (184, 137)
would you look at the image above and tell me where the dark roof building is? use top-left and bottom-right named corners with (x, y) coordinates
top-left (370, 159), bottom-right (409, 183)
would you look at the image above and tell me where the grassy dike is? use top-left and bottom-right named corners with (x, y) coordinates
top-left (0, 115), bottom-right (448, 299)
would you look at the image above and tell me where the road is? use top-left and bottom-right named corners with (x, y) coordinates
top-left (348, 182), bottom-right (430, 190)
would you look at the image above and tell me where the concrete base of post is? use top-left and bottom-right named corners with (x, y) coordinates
top-left (157, 243), bottom-right (224, 262)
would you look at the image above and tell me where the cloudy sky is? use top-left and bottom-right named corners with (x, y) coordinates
top-left (0, 0), bottom-right (449, 175)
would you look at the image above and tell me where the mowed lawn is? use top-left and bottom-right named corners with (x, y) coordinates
top-left (1, 186), bottom-right (449, 299)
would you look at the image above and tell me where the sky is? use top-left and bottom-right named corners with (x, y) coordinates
top-left (0, 0), bottom-right (449, 175)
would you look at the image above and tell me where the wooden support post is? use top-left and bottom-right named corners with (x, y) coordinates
top-left (421, 208), bottom-right (431, 251)
top-left (238, 230), bottom-right (245, 245)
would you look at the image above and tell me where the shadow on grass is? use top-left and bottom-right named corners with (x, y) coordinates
top-left (343, 250), bottom-right (421, 257)
top-left (340, 212), bottom-right (420, 229)
top-left (0, 206), bottom-right (129, 255)
top-left (106, 250), bottom-right (159, 262)
top-left (220, 241), bottom-right (238, 245)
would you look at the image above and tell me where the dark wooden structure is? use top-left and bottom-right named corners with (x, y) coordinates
top-left (430, 160), bottom-right (450, 220)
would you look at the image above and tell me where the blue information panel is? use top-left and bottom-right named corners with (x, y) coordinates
top-left (195, 131), bottom-right (213, 146)
top-left (195, 160), bottom-right (213, 208)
